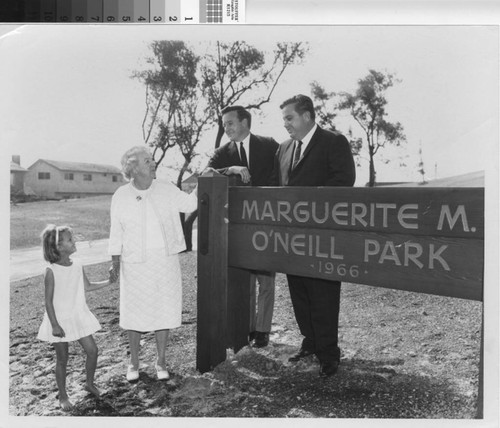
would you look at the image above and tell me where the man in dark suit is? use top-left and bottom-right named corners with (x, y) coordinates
top-left (207, 105), bottom-right (279, 348)
top-left (271, 94), bottom-right (356, 376)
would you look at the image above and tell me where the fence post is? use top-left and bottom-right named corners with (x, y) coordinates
top-left (196, 173), bottom-right (228, 373)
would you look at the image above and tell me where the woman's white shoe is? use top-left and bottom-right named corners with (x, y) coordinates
top-left (155, 364), bottom-right (170, 380)
top-left (126, 364), bottom-right (139, 382)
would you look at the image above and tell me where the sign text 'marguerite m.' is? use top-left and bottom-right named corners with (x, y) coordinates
top-left (241, 199), bottom-right (476, 233)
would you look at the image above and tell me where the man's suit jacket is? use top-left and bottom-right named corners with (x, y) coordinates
top-left (208, 134), bottom-right (279, 186)
top-left (271, 126), bottom-right (356, 187)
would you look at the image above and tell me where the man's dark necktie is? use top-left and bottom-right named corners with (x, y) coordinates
top-left (292, 140), bottom-right (302, 170)
top-left (240, 142), bottom-right (249, 168)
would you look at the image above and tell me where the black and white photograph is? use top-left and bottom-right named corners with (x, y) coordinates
top-left (1, 3), bottom-right (499, 427)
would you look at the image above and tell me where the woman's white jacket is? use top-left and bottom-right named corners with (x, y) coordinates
top-left (108, 180), bottom-right (197, 262)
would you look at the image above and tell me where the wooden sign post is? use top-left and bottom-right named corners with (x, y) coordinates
top-left (196, 173), bottom-right (252, 373)
top-left (196, 175), bottom-right (484, 413)
top-left (196, 173), bottom-right (228, 373)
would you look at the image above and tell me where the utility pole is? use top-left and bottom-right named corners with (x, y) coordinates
top-left (418, 142), bottom-right (427, 184)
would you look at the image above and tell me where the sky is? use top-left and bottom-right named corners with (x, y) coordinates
top-left (0, 24), bottom-right (498, 187)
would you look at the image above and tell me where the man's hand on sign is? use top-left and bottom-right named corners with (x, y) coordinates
top-left (227, 166), bottom-right (251, 183)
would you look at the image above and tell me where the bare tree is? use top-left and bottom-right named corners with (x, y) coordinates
top-left (201, 41), bottom-right (308, 148)
top-left (132, 40), bottom-right (207, 185)
top-left (171, 101), bottom-right (212, 188)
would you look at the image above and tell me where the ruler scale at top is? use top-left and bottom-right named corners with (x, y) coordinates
top-left (87, 0), bottom-right (103, 22)
top-left (182, 0), bottom-right (199, 24)
top-left (133, 0), bottom-right (149, 22)
top-left (103, 0), bottom-right (118, 22)
top-left (149, 0), bottom-right (165, 22)
top-left (0, 0), bottom-right (244, 23)
top-left (56, 0), bottom-right (71, 22)
top-left (165, 0), bottom-right (180, 23)
top-left (118, 0), bottom-right (134, 22)
top-left (71, 0), bottom-right (87, 22)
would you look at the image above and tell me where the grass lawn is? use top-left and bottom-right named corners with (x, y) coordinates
top-left (10, 195), bottom-right (112, 250)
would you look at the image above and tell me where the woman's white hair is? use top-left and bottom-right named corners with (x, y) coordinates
top-left (120, 146), bottom-right (152, 180)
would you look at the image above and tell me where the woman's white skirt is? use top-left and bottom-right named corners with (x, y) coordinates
top-left (120, 249), bottom-right (182, 331)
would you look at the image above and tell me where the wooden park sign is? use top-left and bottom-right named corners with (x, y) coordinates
top-left (227, 186), bottom-right (483, 301)
top-left (196, 173), bottom-right (484, 409)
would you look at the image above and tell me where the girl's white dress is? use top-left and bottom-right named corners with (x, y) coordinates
top-left (37, 260), bottom-right (101, 343)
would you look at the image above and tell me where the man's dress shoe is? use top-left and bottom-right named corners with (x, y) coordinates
top-left (319, 360), bottom-right (339, 377)
top-left (288, 348), bottom-right (314, 362)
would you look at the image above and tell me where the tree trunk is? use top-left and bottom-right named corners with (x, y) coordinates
top-left (368, 145), bottom-right (376, 187)
top-left (182, 210), bottom-right (198, 251)
top-left (178, 158), bottom-right (196, 251)
top-left (214, 115), bottom-right (225, 149)
top-left (176, 159), bottom-right (190, 189)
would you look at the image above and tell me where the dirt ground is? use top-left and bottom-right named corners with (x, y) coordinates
top-left (9, 251), bottom-right (482, 419)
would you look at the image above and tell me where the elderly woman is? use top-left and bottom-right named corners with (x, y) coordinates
top-left (108, 146), bottom-right (197, 382)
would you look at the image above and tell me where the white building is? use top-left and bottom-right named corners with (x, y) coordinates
top-left (10, 155), bottom-right (29, 193)
top-left (24, 159), bottom-right (124, 199)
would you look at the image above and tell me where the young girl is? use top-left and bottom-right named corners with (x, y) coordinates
top-left (37, 224), bottom-right (114, 411)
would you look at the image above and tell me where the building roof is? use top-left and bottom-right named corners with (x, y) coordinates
top-left (182, 173), bottom-right (200, 185)
top-left (381, 171), bottom-right (485, 188)
top-left (30, 159), bottom-right (122, 174)
top-left (10, 162), bottom-right (28, 172)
